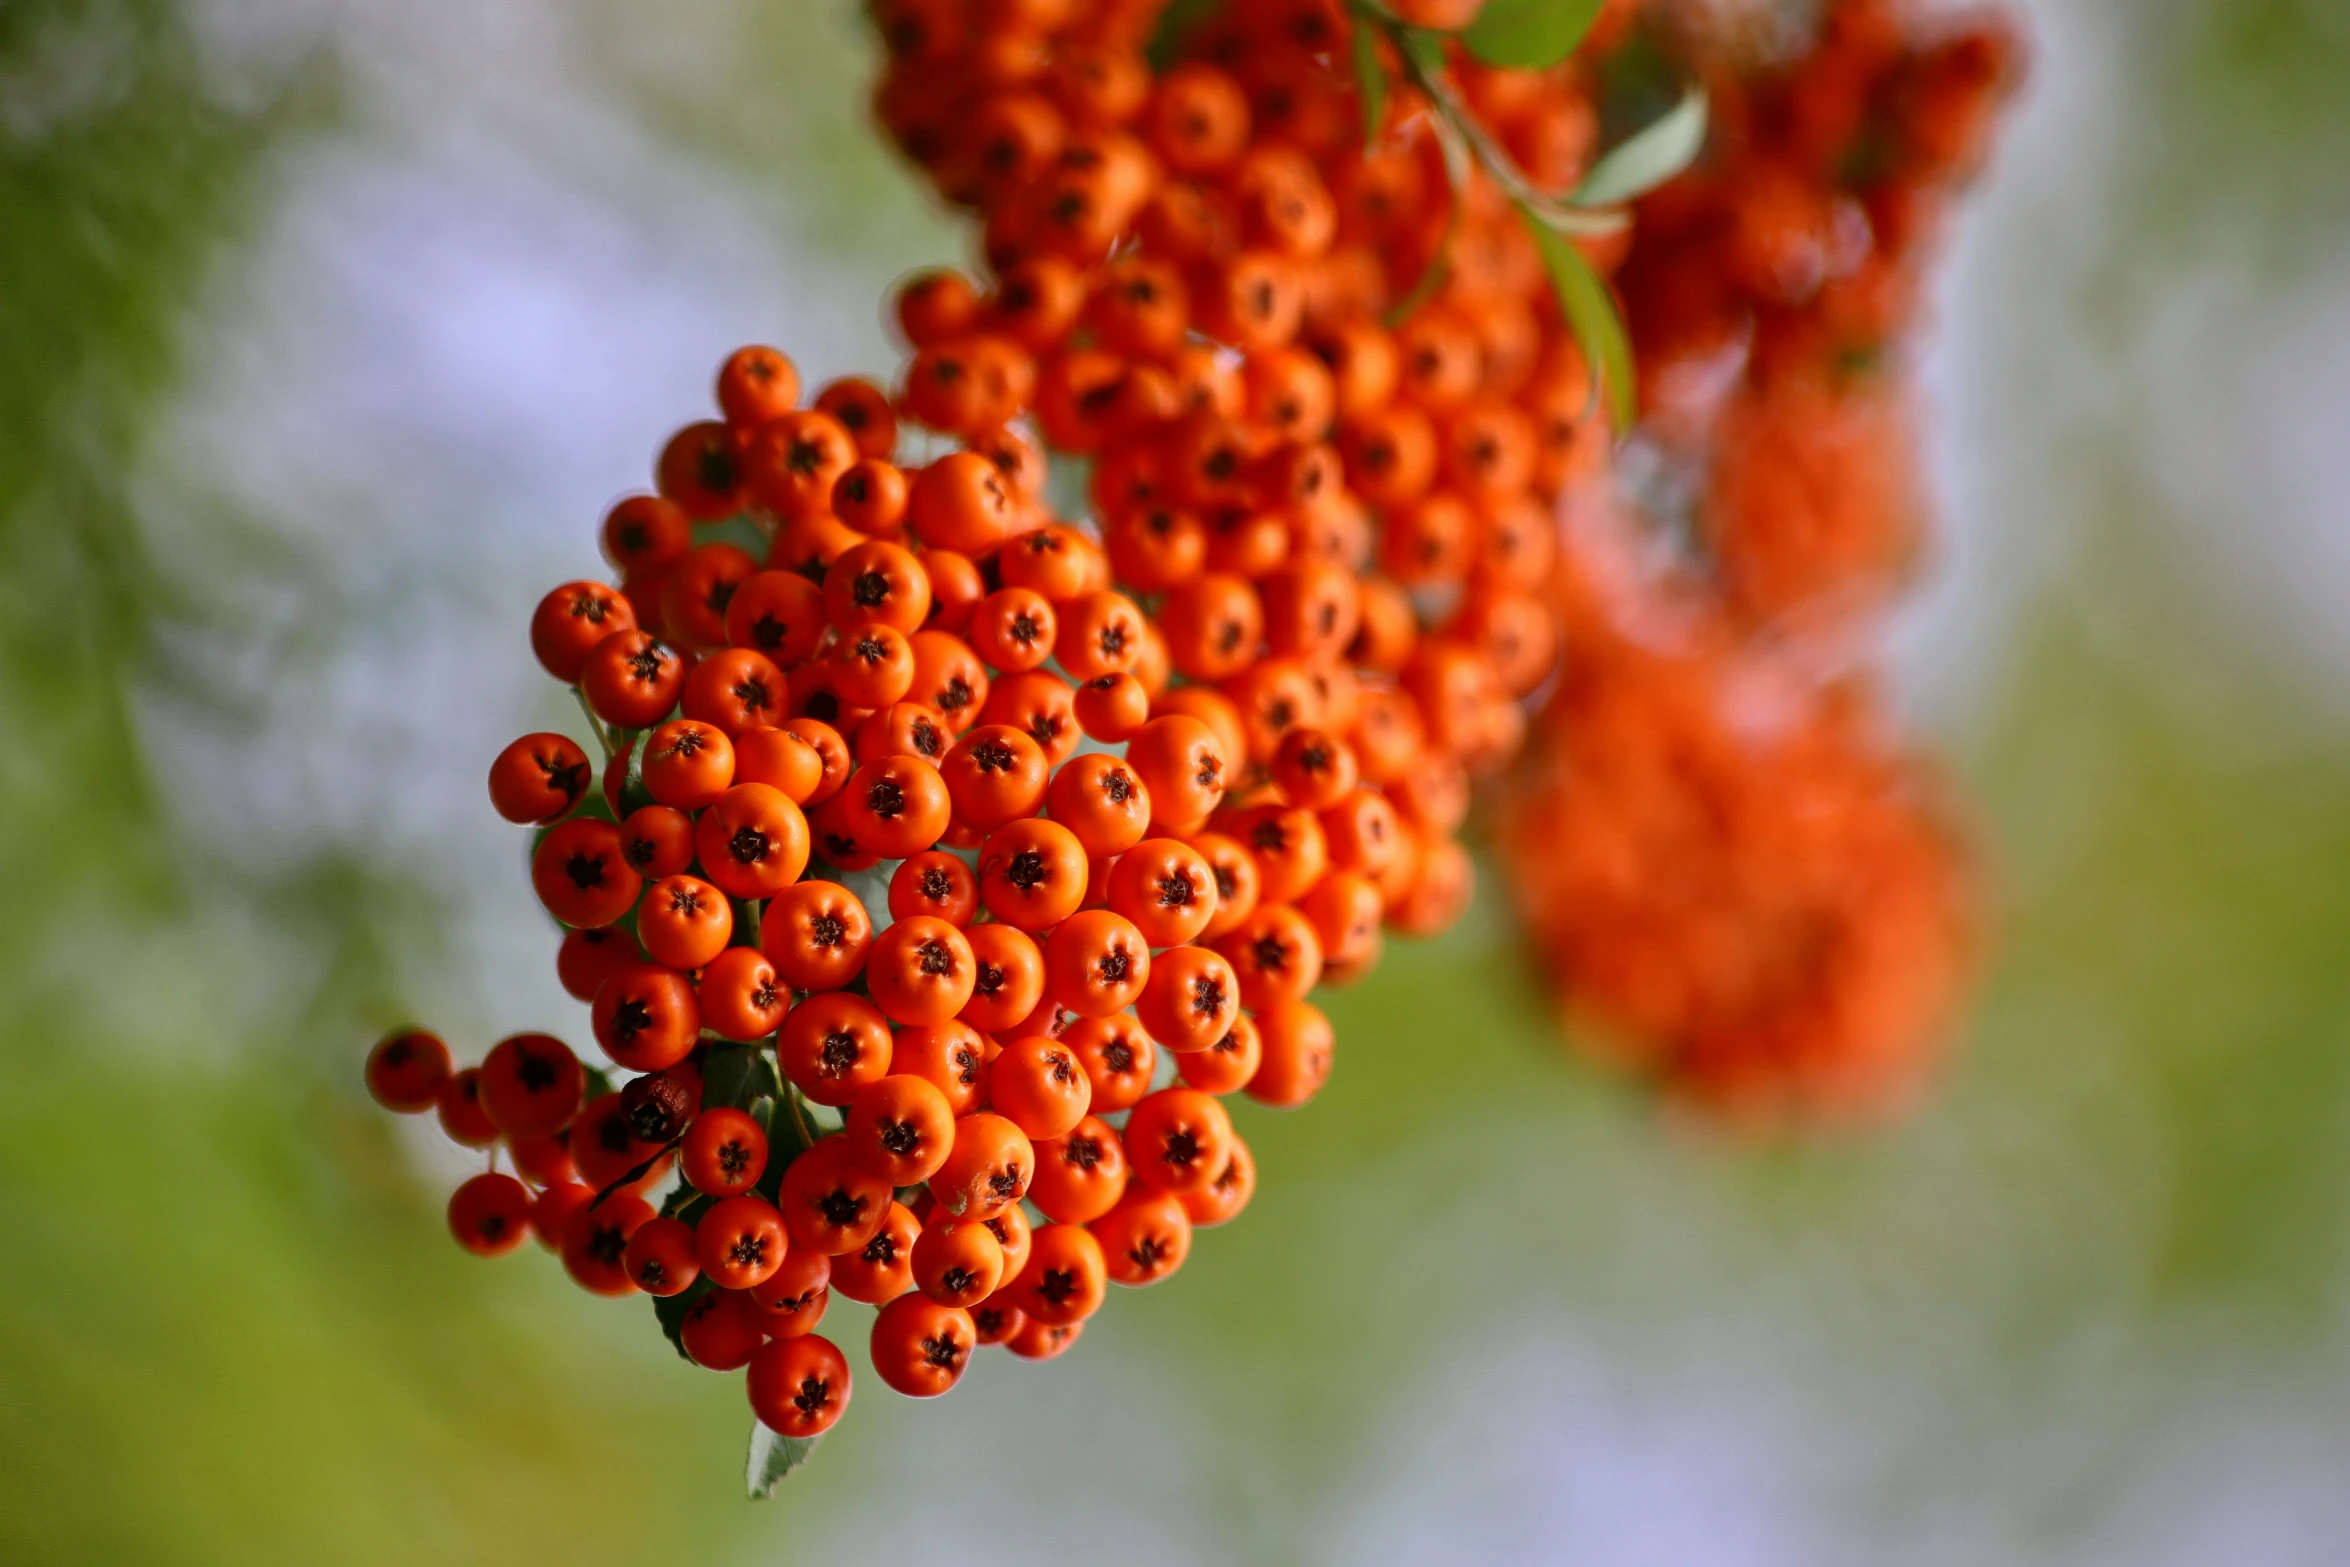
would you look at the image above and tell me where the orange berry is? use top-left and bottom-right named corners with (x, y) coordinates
top-left (747, 1333), bottom-right (852, 1437)
top-left (830, 1200), bottom-right (920, 1304)
top-left (1091, 1187), bottom-right (1193, 1287)
top-left (941, 723), bottom-right (1050, 831)
top-left (1178, 1012), bottom-right (1263, 1095)
top-left (910, 1217), bottom-right (1005, 1309)
top-left (960, 921), bottom-right (1047, 1034)
top-left (1134, 942), bottom-right (1241, 1055)
top-left (869, 1293), bottom-right (976, 1397)
top-left (1216, 902), bottom-right (1324, 1010)
top-left (978, 668), bottom-right (1082, 766)
top-left (968, 585), bottom-right (1058, 673)
top-left (977, 816), bottom-right (1090, 931)
top-left (1046, 752), bottom-right (1153, 858)
top-left (695, 1194), bottom-right (789, 1291)
top-left (716, 345), bottom-right (801, 426)
top-left (1248, 998), bottom-right (1335, 1107)
top-left (987, 1033), bottom-right (1093, 1141)
top-left (865, 915), bottom-right (979, 1026)
top-left (890, 1019), bottom-right (992, 1118)
top-left (1073, 671), bottom-right (1151, 742)
top-left (636, 873), bottom-right (732, 970)
top-left (1126, 714), bottom-right (1230, 833)
top-left (1027, 1115), bottom-right (1130, 1224)
top-left (777, 1138), bottom-right (895, 1257)
top-left (743, 410), bottom-right (858, 521)
top-left (907, 450), bottom-right (1017, 553)
top-left (929, 1111), bottom-right (1035, 1221)
top-left (1007, 1222), bottom-right (1108, 1327)
top-left (759, 879), bottom-right (874, 992)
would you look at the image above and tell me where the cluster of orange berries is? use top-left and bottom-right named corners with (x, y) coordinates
top-left (869, 0), bottom-right (1625, 735)
top-left (362, 0), bottom-right (2020, 1476)
top-left (1625, 0), bottom-right (2024, 625)
top-left (363, 0), bottom-right (1632, 1467)
top-left (1500, 512), bottom-right (1977, 1121)
top-left (1500, 0), bottom-right (2016, 1119)
top-left (370, 234), bottom-right (1536, 1440)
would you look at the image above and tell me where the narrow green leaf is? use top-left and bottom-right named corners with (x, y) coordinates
top-left (1572, 89), bottom-right (1709, 207)
top-left (609, 729), bottom-right (654, 818)
top-left (700, 1044), bottom-right (779, 1112)
top-left (747, 1421), bottom-right (822, 1500)
top-left (1143, 0), bottom-right (1221, 71)
top-left (653, 1276), bottom-right (714, 1363)
top-left (755, 1089), bottom-right (810, 1202)
top-left (1385, 113), bottom-right (1474, 327)
top-left (1462, 0), bottom-right (1604, 69)
top-left (1351, 18), bottom-right (1389, 146)
top-left (1399, 26), bottom-right (1449, 77)
top-left (591, 1137), bottom-right (681, 1208)
top-left (1523, 206), bottom-right (1635, 430)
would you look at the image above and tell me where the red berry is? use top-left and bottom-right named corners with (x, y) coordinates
top-left (869, 1294), bottom-right (975, 1397)
top-left (623, 1215), bottom-right (702, 1296)
top-left (488, 732), bottom-right (593, 824)
top-left (561, 1193), bottom-right (656, 1296)
top-left (746, 1333), bottom-right (852, 1437)
top-left (696, 1194), bottom-right (790, 1291)
top-left (434, 1067), bottom-right (500, 1148)
top-left (530, 581), bottom-right (636, 684)
top-left (681, 1107), bottom-right (769, 1197)
top-left (365, 1028), bottom-right (450, 1113)
top-left (447, 1173), bottom-right (532, 1256)
top-left (680, 1288), bottom-right (767, 1371)
top-left (529, 1181), bottom-right (596, 1251)
top-left (477, 1032), bottom-right (584, 1140)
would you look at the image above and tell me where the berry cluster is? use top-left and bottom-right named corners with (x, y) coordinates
top-left (870, 0), bottom-right (1631, 754)
top-left (1623, 0), bottom-right (2024, 625)
top-left (1500, 0), bottom-right (2017, 1119)
top-left (360, 0), bottom-right (2021, 1490)
top-left (375, 236), bottom-right (1536, 1452)
top-left (1499, 513), bottom-right (1976, 1121)
top-left (368, 0), bottom-right (1644, 1479)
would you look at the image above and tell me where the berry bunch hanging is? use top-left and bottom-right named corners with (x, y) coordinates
top-left (1621, 0), bottom-right (2024, 626)
top-left (372, 99), bottom-right (1593, 1478)
top-left (371, 0), bottom-right (1705, 1490)
top-left (362, 0), bottom-right (2021, 1497)
top-left (1499, 0), bottom-right (2019, 1119)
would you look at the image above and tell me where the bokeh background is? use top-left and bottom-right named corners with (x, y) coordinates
top-left (5, 0), bottom-right (2349, 1561)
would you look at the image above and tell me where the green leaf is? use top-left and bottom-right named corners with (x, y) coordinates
top-left (1143, 0), bottom-right (1221, 71)
top-left (700, 1044), bottom-right (779, 1112)
top-left (1351, 18), bottom-right (1389, 146)
top-left (1523, 207), bottom-right (1635, 430)
top-left (1461, 0), bottom-right (1603, 70)
top-left (1399, 26), bottom-right (1449, 77)
top-left (611, 731), bottom-right (655, 818)
top-left (653, 1276), bottom-right (715, 1362)
top-left (754, 1090), bottom-right (811, 1202)
top-left (1572, 89), bottom-right (1708, 206)
top-left (747, 1421), bottom-right (822, 1500)
top-left (1383, 112), bottom-right (1474, 327)
top-left (592, 1138), bottom-right (681, 1208)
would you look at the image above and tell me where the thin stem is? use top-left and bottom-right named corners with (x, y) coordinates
top-left (1382, 108), bottom-right (1469, 326)
top-left (573, 685), bottom-right (617, 762)
top-left (785, 1079), bottom-right (819, 1150)
top-left (1350, 1), bottom-right (1627, 239)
